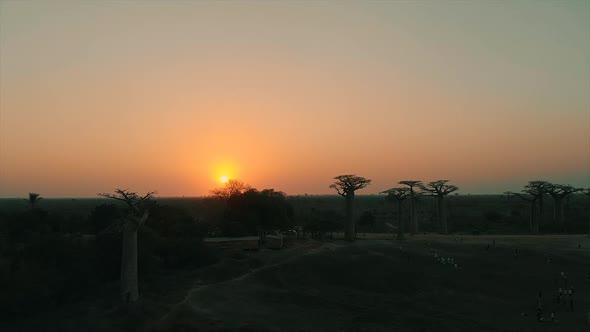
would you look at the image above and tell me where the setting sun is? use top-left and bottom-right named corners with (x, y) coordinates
top-left (220, 176), bottom-right (229, 184)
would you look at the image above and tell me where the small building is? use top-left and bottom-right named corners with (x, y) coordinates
top-left (265, 235), bottom-right (284, 249)
top-left (203, 236), bottom-right (259, 250)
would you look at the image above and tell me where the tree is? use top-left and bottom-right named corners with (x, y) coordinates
top-left (210, 179), bottom-right (251, 200)
top-left (546, 184), bottom-right (581, 232)
top-left (583, 189), bottom-right (590, 237)
top-left (525, 180), bottom-right (550, 225)
top-left (381, 187), bottom-right (410, 240)
top-left (502, 191), bottom-right (512, 217)
top-left (329, 174), bottom-right (371, 241)
top-left (419, 180), bottom-right (459, 234)
top-left (27, 193), bottom-right (42, 210)
top-left (511, 182), bottom-right (545, 234)
top-left (399, 180), bottom-right (422, 235)
top-left (98, 189), bottom-right (155, 303)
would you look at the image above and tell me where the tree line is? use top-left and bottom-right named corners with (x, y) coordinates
top-left (329, 174), bottom-right (590, 241)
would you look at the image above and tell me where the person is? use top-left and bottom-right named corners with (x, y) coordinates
top-left (550, 312), bottom-right (555, 322)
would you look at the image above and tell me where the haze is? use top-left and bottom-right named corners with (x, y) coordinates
top-left (1, 0), bottom-right (589, 197)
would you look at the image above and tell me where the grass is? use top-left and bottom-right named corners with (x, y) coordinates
top-left (3, 234), bottom-right (589, 331)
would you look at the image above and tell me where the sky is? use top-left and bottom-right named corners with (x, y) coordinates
top-left (1, 0), bottom-right (589, 197)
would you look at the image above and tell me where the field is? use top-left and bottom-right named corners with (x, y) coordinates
top-left (7, 234), bottom-right (589, 332)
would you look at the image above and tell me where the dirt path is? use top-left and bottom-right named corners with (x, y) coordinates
top-left (154, 235), bottom-right (590, 332)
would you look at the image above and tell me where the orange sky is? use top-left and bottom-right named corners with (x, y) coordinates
top-left (1, 1), bottom-right (589, 197)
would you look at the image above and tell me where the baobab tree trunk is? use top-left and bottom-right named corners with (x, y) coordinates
top-left (121, 225), bottom-right (139, 303)
top-left (530, 202), bottom-right (538, 234)
top-left (553, 198), bottom-right (561, 227)
top-left (397, 200), bottom-right (404, 241)
top-left (538, 195), bottom-right (544, 226)
top-left (345, 194), bottom-right (355, 241)
top-left (437, 196), bottom-right (448, 234)
top-left (410, 196), bottom-right (417, 235)
top-left (506, 196), bottom-right (510, 217)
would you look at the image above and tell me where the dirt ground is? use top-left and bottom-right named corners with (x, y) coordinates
top-left (5, 234), bottom-right (589, 332)
top-left (155, 234), bottom-right (590, 332)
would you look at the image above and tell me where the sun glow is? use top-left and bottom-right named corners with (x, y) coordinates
top-left (220, 176), bottom-right (229, 184)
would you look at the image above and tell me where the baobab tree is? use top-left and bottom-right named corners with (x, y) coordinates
top-left (511, 182), bottom-right (545, 234)
top-left (329, 174), bottom-right (371, 241)
top-left (525, 180), bottom-right (549, 225)
top-left (419, 180), bottom-right (459, 234)
top-left (502, 191), bottom-right (512, 217)
top-left (381, 187), bottom-right (410, 240)
top-left (546, 184), bottom-right (580, 232)
top-left (584, 188), bottom-right (590, 237)
top-left (98, 189), bottom-right (156, 303)
top-left (399, 180), bottom-right (422, 235)
top-left (27, 192), bottom-right (42, 210)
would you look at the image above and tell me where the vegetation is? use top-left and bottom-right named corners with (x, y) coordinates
top-left (98, 189), bottom-right (155, 303)
top-left (399, 181), bottom-right (422, 235)
top-left (419, 180), bottom-right (459, 234)
top-left (329, 174), bottom-right (371, 241)
top-left (1, 179), bottom-right (589, 330)
top-left (381, 187), bottom-right (410, 240)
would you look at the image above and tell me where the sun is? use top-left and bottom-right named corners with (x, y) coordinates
top-left (220, 176), bottom-right (229, 184)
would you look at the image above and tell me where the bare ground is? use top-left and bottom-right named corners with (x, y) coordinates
top-left (156, 234), bottom-right (590, 332)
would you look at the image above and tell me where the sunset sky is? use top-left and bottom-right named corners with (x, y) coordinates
top-left (1, 1), bottom-right (589, 197)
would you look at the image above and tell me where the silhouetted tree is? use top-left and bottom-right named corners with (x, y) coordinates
top-left (419, 180), bottom-right (459, 234)
top-left (502, 191), bottom-right (512, 217)
top-left (381, 187), bottom-right (410, 240)
top-left (210, 179), bottom-right (251, 200)
top-left (526, 180), bottom-right (549, 224)
top-left (511, 183), bottom-right (545, 234)
top-left (27, 193), bottom-right (42, 210)
top-left (546, 184), bottom-right (581, 232)
top-left (98, 189), bottom-right (155, 303)
top-left (399, 180), bottom-right (422, 235)
top-left (329, 174), bottom-right (371, 241)
top-left (584, 189), bottom-right (590, 237)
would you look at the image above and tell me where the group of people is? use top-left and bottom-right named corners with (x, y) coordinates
top-left (433, 252), bottom-right (461, 270)
top-left (533, 271), bottom-right (577, 324)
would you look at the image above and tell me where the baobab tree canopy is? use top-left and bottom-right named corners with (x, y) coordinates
top-left (546, 184), bottom-right (580, 197)
top-left (524, 181), bottom-right (550, 195)
top-left (399, 180), bottom-right (422, 190)
top-left (329, 175), bottom-right (371, 197)
top-left (420, 180), bottom-right (459, 196)
top-left (381, 187), bottom-right (410, 200)
top-left (99, 189), bottom-right (156, 217)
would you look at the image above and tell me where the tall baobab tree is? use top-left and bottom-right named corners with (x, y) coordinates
top-left (381, 187), bottom-right (410, 240)
top-left (502, 191), bottom-right (512, 217)
top-left (584, 188), bottom-right (590, 237)
top-left (98, 189), bottom-right (156, 303)
top-left (526, 180), bottom-right (549, 225)
top-left (399, 181), bottom-right (422, 235)
top-left (546, 184), bottom-right (580, 232)
top-left (419, 180), bottom-right (459, 234)
top-left (27, 193), bottom-right (42, 210)
top-left (511, 183), bottom-right (545, 234)
top-left (329, 174), bottom-right (371, 241)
